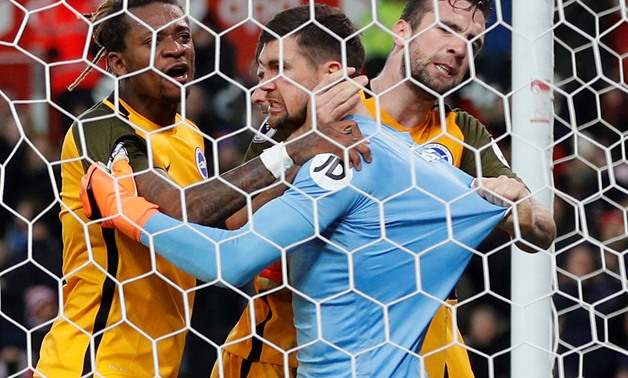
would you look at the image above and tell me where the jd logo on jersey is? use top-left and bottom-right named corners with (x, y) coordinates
top-left (309, 153), bottom-right (353, 191)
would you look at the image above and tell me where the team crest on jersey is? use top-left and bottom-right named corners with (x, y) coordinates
top-left (309, 153), bottom-right (353, 191)
top-left (196, 147), bottom-right (209, 179)
top-left (421, 143), bottom-right (454, 164)
top-left (252, 116), bottom-right (276, 143)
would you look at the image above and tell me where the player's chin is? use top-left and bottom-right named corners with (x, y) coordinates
top-left (429, 83), bottom-right (457, 97)
top-left (161, 86), bottom-right (187, 104)
top-left (439, 76), bottom-right (464, 93)
top-left (278, 115), bottom-right (307, 134)
top-left (269, 113), bottom-right (286, 127)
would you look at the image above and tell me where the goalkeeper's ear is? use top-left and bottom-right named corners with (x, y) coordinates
top-left (319, 61), bottom-right (345, 83)
top-left (326, 61), bottom-right (342, 74)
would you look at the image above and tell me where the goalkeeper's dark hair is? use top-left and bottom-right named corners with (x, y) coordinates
top-left (255, 4), bottom-right (365, 76)
top-left (68, 0), bottom-right (182, 91)
top-left (400, 0), bottom-right (493, 29)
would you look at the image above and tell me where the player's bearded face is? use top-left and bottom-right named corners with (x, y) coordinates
top-left (401, 3), bottom-right (485, 99)
top-left (255, 38), bottom-right (317, 133)
top-left (403, 47), bottom-right (456, 98)
top-left (269, 99), bottom-right (308, 132)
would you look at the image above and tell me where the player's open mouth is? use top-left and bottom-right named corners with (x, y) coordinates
top-left (435, 64), bottom-right (452, 76)
top-left (268, 100), bottom-right (283, 113)
top-left (164, 63), bottom-right (189, 84)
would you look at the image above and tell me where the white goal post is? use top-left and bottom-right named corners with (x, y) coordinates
top-left (511, 0), bottom-right (554, 376)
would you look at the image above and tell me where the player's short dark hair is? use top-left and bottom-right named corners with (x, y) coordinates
top-left (400, 0), bottom-right (493, 28)
top-left (256, 4), bottom-right (365, 75)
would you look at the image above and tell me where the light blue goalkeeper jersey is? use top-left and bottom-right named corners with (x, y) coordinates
top-left (139, 115), bottom-right (508, 377)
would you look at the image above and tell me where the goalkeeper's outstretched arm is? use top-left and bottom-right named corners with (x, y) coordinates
top-left (81, 156), bottom-right (319, 286)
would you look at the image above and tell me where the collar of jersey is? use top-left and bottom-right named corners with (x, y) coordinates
top-left (102, 95), bottom-right (182, 134)
top-left (347, 114), bottom-right (417, 151)
top-left (360, 91), bottom-right (402, 131)
top-left (360, 90), bottom-right (447, 134)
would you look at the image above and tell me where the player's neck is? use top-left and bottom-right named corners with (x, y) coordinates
top-left (351, 98), bottom-right (371, 118)
top-left (119, 90), bottom-right (179, 127)
top-left (370, 71), bottom-right (433, 130)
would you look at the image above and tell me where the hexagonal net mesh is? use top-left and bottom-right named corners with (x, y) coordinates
top-left (0, 0), bottom-right (626, 377)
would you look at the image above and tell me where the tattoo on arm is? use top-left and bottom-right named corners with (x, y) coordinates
top-left (136, 157), bottom-right (277, 226)
top-left (224, 165), bottom-right (298, 230)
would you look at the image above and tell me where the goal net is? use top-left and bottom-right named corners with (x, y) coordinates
top-left (0, 0), bottom-right (625, 377)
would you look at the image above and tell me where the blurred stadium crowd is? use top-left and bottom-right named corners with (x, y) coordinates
top-left (0, 0), bottom-right (626, 377)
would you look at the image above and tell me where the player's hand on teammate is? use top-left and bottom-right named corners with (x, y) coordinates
top-left (314, 67), bottom-right (369, 124)
top-left (473, 175), bottom-right (534, 242)
top-left (286, 119), bottom-right (372, 170)
top-left (472, 176), bottom-right (530, 207)
top-left (80, 153), bottom-right (159, 241)
top-left (286, 67), bottom-right (372, 170)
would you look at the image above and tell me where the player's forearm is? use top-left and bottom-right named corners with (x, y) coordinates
top-left (140, 213), bottom-right (220, 281)
top-left (135, 170), bottom-right (187, 220)
top-left (225, 175), bottom-right (293, 230)
top-left (141, 130), bottom-right (365, 226)
top-left (182, 143), bottom-right (314, 225)
top-left (503, 198), bottom-right (556, 252)
top-left (136, 158), bottom-right (277, 226)
top-left (518, 198), bottom-right (556, 252)
top-left (183, 157), bottom-right (278, 225)
top-left (475, 176), bottom-right (556, 252)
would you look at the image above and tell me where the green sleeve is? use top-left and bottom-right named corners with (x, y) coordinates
top-left (72, 103), bottom-right (150, 173)
top-left (456, 110), bottom-right (519, 180)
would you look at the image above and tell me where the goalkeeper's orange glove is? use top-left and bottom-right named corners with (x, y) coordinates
top-left (80, 155), bottom-right (159, 242)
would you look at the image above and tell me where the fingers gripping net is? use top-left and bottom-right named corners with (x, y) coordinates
top-left (0, 0), bottom-right (626, 377)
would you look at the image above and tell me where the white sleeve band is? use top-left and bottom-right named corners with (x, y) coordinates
top-left (260, 142), bottom-right (295, 179)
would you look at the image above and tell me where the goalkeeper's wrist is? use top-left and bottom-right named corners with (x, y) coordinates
top-left (115, 197), bottom-right (159, 242)
top-left (260, 142), bottom-right (295, 179)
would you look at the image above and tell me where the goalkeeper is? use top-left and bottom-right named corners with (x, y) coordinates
top-left (217, 1), bottom-right (557, 377)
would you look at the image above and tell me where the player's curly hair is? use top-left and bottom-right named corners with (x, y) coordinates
top-left (68, 0), bottom-right (181, 91)
top-left (400, 0), bottom-right (493, 28)
top-left (255, 4), bottom-right (365, 76)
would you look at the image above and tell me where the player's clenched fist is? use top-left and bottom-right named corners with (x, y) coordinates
top-left (80, 154), bottom-right (159, 241)
top-left (472, 175), bottom-right (536, 244)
